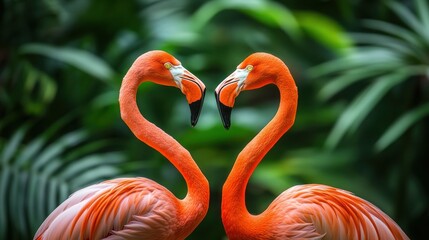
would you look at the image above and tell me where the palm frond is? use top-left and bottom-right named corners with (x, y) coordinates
top-left (362, 19), bottom-right (422, 47)
top-left (376, 103), bottom-right (429, 152)
top-left (192, 0), bottom-right (300, 38)
top-left (309, 47), bottom-right (404, 77)
top-left (389, 1), bottom-right (429, 42)
top-left (415, 0), bottom-right (429, 29)
top-left (325, 70), bottom-right (412, 149)
top-left (318, 63), bottom-right (401, 100)
top-left (0, 121), bottom-right (126, 239)
top-left (310, 0), bottom-right (429, 149)
top-left (19, 43), bottom-right (115, 83)
top-left (351, 33), bottom-right (418, 56)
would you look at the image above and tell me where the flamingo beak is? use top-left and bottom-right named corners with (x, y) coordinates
top-left (180, 69), bottom-right (206, 127)
top-left (214, 89), bottom-right (233, 129)
top-left (168, 64), bottom-right (206, 126)
top-left (214, 68), bottom-right (249, 129)
top-left (189, 87), bottom-right (205, 127)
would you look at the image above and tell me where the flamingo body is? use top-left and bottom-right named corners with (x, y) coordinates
top-left (215, 52), bottom-right (409, 240)
top-left (34, 51), bottom-right (209, 240)
top-left (35, 178), bottom-right (181, 240)
top-left (259, 184), bottom-right (406, 239)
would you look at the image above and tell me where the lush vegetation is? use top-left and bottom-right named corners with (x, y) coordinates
top-left (1, 0), bottom-right (428, 239)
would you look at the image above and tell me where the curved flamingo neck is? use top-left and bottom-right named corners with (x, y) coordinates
top-left (222, 65), bottom-right (298, 237)
top-left (119, 64), bottom-right (209, 232)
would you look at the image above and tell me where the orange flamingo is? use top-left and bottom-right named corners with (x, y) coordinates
top-left (215, 52), bottom-right (409, 239)
top-left (34, 50), bottom-right (209, 240)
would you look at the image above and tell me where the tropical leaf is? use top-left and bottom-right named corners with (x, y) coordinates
top-left (318, 63), bottom-right (400, 100)
top-left (0, 121), bottom-right (126, 238)
top-left (325, 70), bottom-right (412, 149)
top-left (351, 33), bottom-right (417, 56)
top-left (0, 126), bottom-right (28, 165)
top-left (295, 11), bottom-right (352, 54)
top-left (312, 0), bottom-right (429, 152)
top-left (193, 0), bottom-right (352, 54)
top-left (362, 20), bottom-right (423, 48)
top-left (19, 43), bottom-right (115, 82)
top-left (0, 166), bottom-right (10, 239)
top-left (376, 103), bottom-right (429, 152)
top-left (20, 62), bottom-right (58, 115)
top-left (389, 1), bottom-right (429, 42)
top-left (192, 0), bottom-right (300, 38)
top-left (415, 0), bottom-right (429, 29)
top-left (309, 47), bottom-right (404, 77)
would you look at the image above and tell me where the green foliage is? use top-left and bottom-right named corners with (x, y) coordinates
top-left (325, 69), bottom-right (412, 148)
top-left (1, 0), bottom-right (428, 239)
top-left (193, 0), bottom-right (351, 55)
top-left (311, 0), bottom-right (429, 150)
top-left (193, 0), bottom-right (300, 38)
top-left (295, 12), bottom-right (352, 54)
top-left (20, 43), bottom-right (115, 82)
top-left (376, 103), bottom-right (429, 151)
top-left (309, 0), bottom-right (429, 236)
top-left (0, 119), bottom-right (126, 239)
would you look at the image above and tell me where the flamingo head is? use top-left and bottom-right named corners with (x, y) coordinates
top-left (140, 50), bottom-right (206, 126)
top-left (214, 52), bottom-right (277, 129)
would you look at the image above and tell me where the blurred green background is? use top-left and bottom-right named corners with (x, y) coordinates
top-left (1, 0), bottom-right (428, 239)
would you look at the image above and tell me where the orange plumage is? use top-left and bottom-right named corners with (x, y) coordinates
top-left (34, 51), bottom-right (209, 240)
top-left (215, 52), bottom-right (409, 240)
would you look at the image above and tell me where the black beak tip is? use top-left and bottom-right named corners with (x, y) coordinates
top-left (189, 100), bottom-right (202, 127)
top-left (189, 89), bottom-right (206, 127)
top-left (214, 92), bottom-right (232, 130)
top-left (219, 103), bottom-right (232, 130)
top-left (190, 118), bottom-right (198, 127)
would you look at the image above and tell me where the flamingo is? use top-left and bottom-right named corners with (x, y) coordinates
top-left (34, 50), bottom-right (209, 240)
top-left (215, 52), bottom-right (409, 240)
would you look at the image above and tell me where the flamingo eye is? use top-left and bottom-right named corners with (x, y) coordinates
top-left (246, 65), bottom-right (253, 71)
top-left (164, 62), bottom-right (172, 69)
